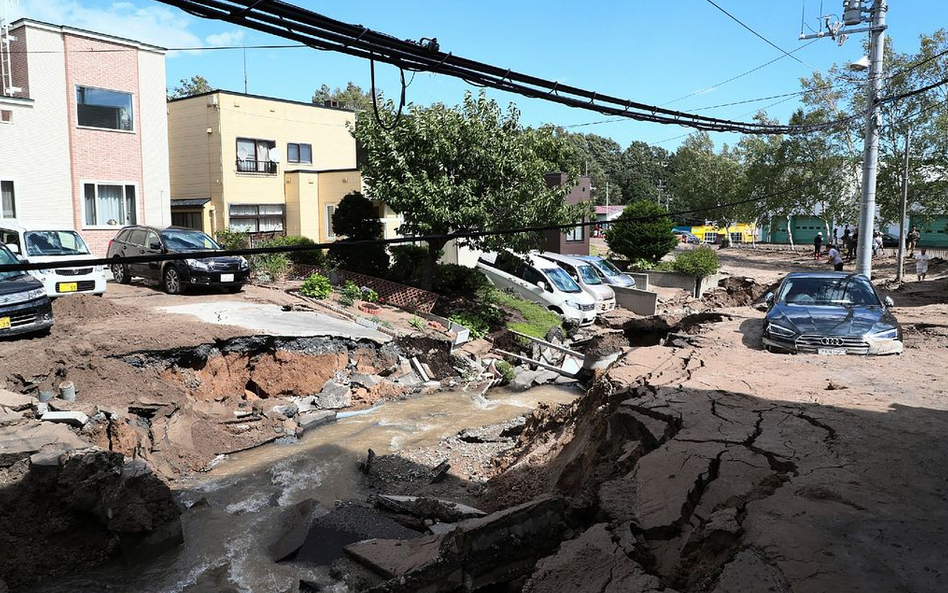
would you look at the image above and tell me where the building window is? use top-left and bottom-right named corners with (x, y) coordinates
top-left (83, 183), bottom-right (136, 227)
top-left (236, 138), bottom-right (277, 174)
top-left (565, 222), bottom-right (584, 243)
top-left (76, 86), bottom-right (133, 131)
top-left (703, 232), bottom-right (718, 244)
top-left (0, 110), bottom-right (11, 123)
top-left (1, 181), bottom-right (15, 218)
top-left (171, 211), bottom-right (203, 231)
top-left (228, 204), bottom-right (285, 232)
top-left (287, 142), bottom-right (312, 164)
top-left (325, 204), bottom-right (336, 238)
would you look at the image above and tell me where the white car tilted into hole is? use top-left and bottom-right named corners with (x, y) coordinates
top-left (476, 251), bottom-right (597, 326)
top-left (0, 221), bottom-right (107, 298)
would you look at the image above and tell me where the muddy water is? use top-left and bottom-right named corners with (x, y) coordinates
top-left (31, 384), bottom-right (579, 593)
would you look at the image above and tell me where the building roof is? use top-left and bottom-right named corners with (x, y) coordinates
top-left (11, 18), bottom-right (166, 53)
top-left (171, 198), bottom-right (211, 208)
top-left (167, 89), bottom-right (356, 112)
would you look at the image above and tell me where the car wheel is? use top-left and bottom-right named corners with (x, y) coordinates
top-left (112, 259), bottom-right (131, 284)
top-left (163, 266), bottom-right (183, 295)
top-left (549, 306), bottom-right (564, 316)
top-left (225, 285), bottom-right (242, 294)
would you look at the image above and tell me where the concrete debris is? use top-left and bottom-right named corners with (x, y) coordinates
top-left (429, 460), bottom-right (450, 483)
top-left (710, 548), bottom-right (790, 593)
top-left (0, 406), bottom-right (23, 425)
top-left (0, 421), bottom-right (88, 467)
top-left (268, 499), bottom-right (327, 562)
top-left (512, 368), bottom-right (540, 391)
top-left (40, 411), bottom-right (90, 428)
top-left (297, 410), bottom-right (336, 432)
top-left (533, 369), bottom-right (560, 385)
top-left (290, 395), bottom-right (316, 414)
top-left (411, 357), bottom-right (430, 382)
top-left (350, 372), bottom-right (381, 388)
top-left (292, 504), bottom-right (420, 567)
top-left (0, 389), bottom-right (34, 411)
top-left (360, 449), bottom-right (376, 474)
top-left (269, 403), bottom-right (299, 418)
top-left (315, 380), bottom-right (352, 409)
top-left (373, 495), bottom-right (487, 523)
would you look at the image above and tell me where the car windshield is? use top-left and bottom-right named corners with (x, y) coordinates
top-left (577, 264), bottom-right (603, 285)
top-left (24, 231), bottom-right (90, 257)
top-left (543, 267), bottom-right (582, 293)
top-left (0, 245), bottom-right (24, 280)
top-left (590, 259), bottom-right (622, 278)
top-left (160, 229), bottom-right (221, 252)
top-left (777, 276), bottom-right (881, 307)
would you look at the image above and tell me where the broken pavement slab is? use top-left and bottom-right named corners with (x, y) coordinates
top-left (373, 495), bottom-right (487, 523)
top-left (41, 410), bottom-right (90, 428)
top-left (0, 405), bottom-right (23, 425)
top-left (292, 504), bottom-right (420, 567)
top-left (0, 421), bottom-right (90, 467)
top-left (0, 388), bottom-right (35, 411)
top-left (297, 410), bottom-right (336, 431)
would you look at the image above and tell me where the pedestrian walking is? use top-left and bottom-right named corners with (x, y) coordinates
top-left (813, 232), bottom-right (823, 260)
top-left (915, 248), bottom-right (932, 281)
top-left (873, 232), bottom-right (884, 257)
top-left (826, 244), bottom-right (844, 272)
top-left (907, 226), bottom-right (920, 257)
top-left (849, 228), bottom-right (859, 260)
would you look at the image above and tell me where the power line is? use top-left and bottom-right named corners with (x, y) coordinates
top-left (150, 0), bottom-right (851, 135)
top-left (702, 0), bottom-right (817, 71)
top-left (5, 43), bottom-right (307, 53)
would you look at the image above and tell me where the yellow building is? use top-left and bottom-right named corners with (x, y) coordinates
top-left (167, 90), bottom-right (401, 241)
top-left (688, 222), bottom-right (757, 244)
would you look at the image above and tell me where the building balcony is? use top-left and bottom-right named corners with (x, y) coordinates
top-left (236, 159), bottom-right (278, 175)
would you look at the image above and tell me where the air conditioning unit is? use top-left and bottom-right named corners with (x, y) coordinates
top-left (207, 95), bottom-right (218, 106)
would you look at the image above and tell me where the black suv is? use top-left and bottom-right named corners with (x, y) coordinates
top-left (106, 226), bottom-right (249, 294)
top-left (0, 243), bottom-right (54, 337)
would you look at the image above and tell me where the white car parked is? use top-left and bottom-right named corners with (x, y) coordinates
top-left (539, 252), bottom-right (617, 314)
top-left (0, 221), bottom-right (107, 297)
top-left (476, 251), bottom-right (597, 326)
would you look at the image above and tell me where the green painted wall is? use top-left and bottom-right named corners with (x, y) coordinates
top-left (910, 215), bottom-right (948, 248)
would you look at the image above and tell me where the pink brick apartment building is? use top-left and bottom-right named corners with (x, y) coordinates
top-left (0, 19), bottom-right (170, 255)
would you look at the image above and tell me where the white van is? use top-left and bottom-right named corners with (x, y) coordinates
top-left (476, 251), bottom-right (597, 326)
top-left (539, 252), bottom-right (617, 313)
top-left (0, 221), bottom-right (107, 297)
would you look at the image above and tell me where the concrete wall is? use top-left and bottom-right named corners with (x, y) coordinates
top-left (646, 271), bottom-right (724, 298)
top-left (138, 50), bottom-right (170, 230)
top-left (167, 93), bottom-right (220, 217)
top-left (0, 27), bottom-right (72, 230)
top-left (316, 170), bottom-right (361, 243)
top-left (613, 286), bottom-right (658, 316)
top-left (542, 173), bottom-right (591, 256)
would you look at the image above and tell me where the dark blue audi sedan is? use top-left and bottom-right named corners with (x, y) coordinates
top-left (761, 272), bottom-right (902, 356)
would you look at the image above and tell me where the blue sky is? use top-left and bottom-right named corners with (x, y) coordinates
top-left (12, 1), bottom-right (948, 150)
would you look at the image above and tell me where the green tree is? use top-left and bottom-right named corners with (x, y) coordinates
top-left (617, 141), bottom-right (672, 204)
top-left (605, 200), bottom-right (678, 263)
top-left (353, 90), bottom-right (579, 287)
top-left (668, 133), bottom-right (748, 233)
top-left (168, 75), bottom-right (212, 100)
top-left (328, 191), bottom-right (389, 277)
top-left (312, 81), bottom-right (377, 112)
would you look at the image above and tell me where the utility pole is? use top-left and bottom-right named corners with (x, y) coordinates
top-left (800, 0), bottom-right (888, 279)
top-left (896, 126), bottom-right (911, 283)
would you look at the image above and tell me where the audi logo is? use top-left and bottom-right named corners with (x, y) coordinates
top-left (820, 337), bottom-right (844, 346)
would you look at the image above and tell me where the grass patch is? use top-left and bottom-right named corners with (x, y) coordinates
top-left (488, 289), bottom-right (562, 339)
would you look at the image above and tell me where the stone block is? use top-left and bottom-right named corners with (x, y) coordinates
top-left (315, 380), bottom-right (352, 409)
top-left (41, 411), bottom-right (90, 428)
top-left (0, 388), bottom-right (35, 411)
top-left (297, 410), bottom-right (336, 431)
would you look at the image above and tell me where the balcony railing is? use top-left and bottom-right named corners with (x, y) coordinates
top-left (236, 159), bottom-right (278, 175)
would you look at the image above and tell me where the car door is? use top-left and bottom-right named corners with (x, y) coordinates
top-left (141, 230), bottom-right (164, 281)
top-left (125, 229), bottom-right (148, 278)
top-left (517, 264), bottom-right (550, 306)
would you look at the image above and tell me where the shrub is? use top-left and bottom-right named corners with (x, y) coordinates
top-left (449, 311), bottom-right (491, 339)
top-left (605, 200), bottom-right (679, 264)
top-left (251, 252), bottom-right (291, 282)
top-left (338, 294), bottom-right (355, 307)
top-left (672, 246), bottom-right (720, 277)
top-left (300, 273), bottom-right (332, 299)
top-left (494, 360), bottom-right (515, 384)
top-left (341, 280), bottom-right (362, 301)
top-left (487, 288), bottom-right (561, 339)
top-left (409, 316), bottom-right (425, 330)
top-left (361, 287), bottom-right (379, 303)
top-left (329, 242), bottom-right (389, 278)
top-left (434, 264), bottom-right (490, 296)
top-left (261, 235), bottom-right (326, 267)
top-left (388, 244), bottom-right (430, 284)
top-left (215, 228), bottom-right (248, 251)
top-left (328, 192), bottom-right (389, 277)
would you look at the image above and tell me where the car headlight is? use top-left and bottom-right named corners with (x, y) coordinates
top-left (869, 327), bottom-right (898, 340)
top-left (766, 322), bottom-right (796, 338)
top-left (93, 265), bottom-right (105, 272)
top-left (564, 300), bottom-right (580, 310)
top-left (186, 258), bottom-right (211, 271)
top-left (0, 287), bottom-right (46, 306)
top-left (238, 256), bottom-right (249, 270)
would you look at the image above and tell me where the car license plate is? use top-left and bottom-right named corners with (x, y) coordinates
top-left (817, 348), bottom-right (846, 356)
top-left (220, 273), bottom-right (235, 283)
top-left (0, 317), bottom-right (9, 330)
top-left (58, 282), bottom-right (78, 293)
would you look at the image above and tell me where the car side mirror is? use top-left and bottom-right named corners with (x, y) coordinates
top-left (537, 281), bottom-right (548, 292)
top-left (884, 296), bottom-right (894, 307)
top-left (5, 243), bottom-right (19, 254)
top-left (764, 292), bottom-right (774, 305)
top-left (149, 242), bottom-right (162, 250)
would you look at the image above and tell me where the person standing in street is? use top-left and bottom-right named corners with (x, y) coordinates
top-left (907, 226), bottom-right (920, 257)
top-left (873, 231), bottom-right (884, 257)
top-left (915, 248), bottom-right (932, 281)
top-left (813, 232), bottom-right (823, 260)
top-left (826, 244), bottom-right (844, 272)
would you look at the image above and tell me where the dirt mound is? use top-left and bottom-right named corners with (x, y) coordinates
top-left (703, 276), bottom-right (775, 308)
top-left (582, 332), bottom-right (628, 358)
top-left (51, 294), bottom-right (129, 321)
top-left (394, 335), bottom-right (459, 379)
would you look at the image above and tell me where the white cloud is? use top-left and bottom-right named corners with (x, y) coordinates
top-left (10, 0), bottom-right (205, 54)
top-left (205, 29), bottom-right (244, 47)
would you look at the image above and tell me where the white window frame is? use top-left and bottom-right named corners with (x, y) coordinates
top-left (565, 222), bottom-right (584, 243)
top-left (75, 85), bottom-right (135, 133)
top-left (79, 180), bottom-right (139, 230)
top-left (1, 179), bottom-right (16, 219)
top-left (325, 203), bottom-right (337, 239)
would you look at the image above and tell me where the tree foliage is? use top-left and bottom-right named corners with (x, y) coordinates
top-left (168, 75), bottom-right (212, 100)
top-left (353, 90), bottom-right (579, 286)
top-left (605, 200), bottom-right (678, 263)
top-left (328, 191), bottom-right (389, 277)
top-left (312, 82), bottom-right (377, 112)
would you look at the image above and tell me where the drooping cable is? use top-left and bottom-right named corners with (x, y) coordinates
top-left (370, 58), bottom-right (406, 131)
